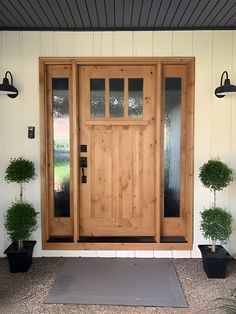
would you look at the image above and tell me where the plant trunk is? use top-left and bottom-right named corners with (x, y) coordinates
top-left (18, 239), bottom-right (23, 250)
top-left (211, 240), bottom-right (216, 253)
top-left (20, 183), bottom-right (23, 203)
top-left (213, 190), bottom-right (216, 207)
top-left (18, 185), bottom-right (24, 251)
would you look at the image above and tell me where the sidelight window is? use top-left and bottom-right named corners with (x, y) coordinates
top-left (52, 78), bottom-right (70, 217)
top-left (164, 78), bottom-right (182, 217)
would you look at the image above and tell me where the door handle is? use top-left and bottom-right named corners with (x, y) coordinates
top-left (80, 157), bottom-right (87, 183)
top-left (81, 166), bottom-right (87, 183)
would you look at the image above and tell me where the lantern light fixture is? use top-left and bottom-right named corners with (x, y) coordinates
top-left (0, 71), bottom-right (18, 98)
top-left (215, 71), bottom-right (236, 98)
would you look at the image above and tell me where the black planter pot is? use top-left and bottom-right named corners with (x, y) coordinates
top-left (4, 240), bottom-right (36, 273)
top-left (198, 244), bottom-right (231, 278)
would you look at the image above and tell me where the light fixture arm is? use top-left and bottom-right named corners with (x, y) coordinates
top-left (5, 71), bottom-right (14, 85)
top-left (220, 71), bottom-right (228, 86)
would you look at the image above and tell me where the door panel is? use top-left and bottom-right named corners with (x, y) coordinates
top-left (79, 65), bottom-right (155, 237)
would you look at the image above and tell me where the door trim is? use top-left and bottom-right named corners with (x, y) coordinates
top-left (40, 57), bottom-right (194, 250)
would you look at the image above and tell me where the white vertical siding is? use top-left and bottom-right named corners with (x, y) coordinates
top-left (133, 31), bottom-right (153, 56)
top-left (1, 32), bottom-right (22, 252)
top-left (153, 31), bottom-right (173, 56)
top-left (212, 32), bottom-right (232, 161)
top-left (93, 32), bottom-right (115, 56)
top-left (40, 32), bottom-right (54, 56)
top-left (22, 32), bottom-right (40, 160)
top-left (192, 31), bottom-right (213, 256)
top-left (212, 32), bottom-right (233, 211)
top-left (93, 32), bottom-right (102, 56)
top-left (2, 32), bottom-right (22, 158)
top-left (193, 31), bottom-right (213, 166)
top-left (229, 32), bottom-right (236, 254)
top-left (75, 32), bottom-right (93, 56)
top-left (0, 30), bottom-right (236, 258)
top-left (22, 32), bottom-right (42, 256)
top-left (114, 32), bottom-right (133, 56)
top-left (173, 31), bottom-right (193, 56)
top-left (100, 32), bottom-right (114, 56)
top-left (54, 32), bottom-right (75, 56)
top-left (0, 31), bottom-right (4, 255)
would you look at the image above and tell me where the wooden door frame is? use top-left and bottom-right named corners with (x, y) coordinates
top-left (40, 57), bottom-right (194, 250)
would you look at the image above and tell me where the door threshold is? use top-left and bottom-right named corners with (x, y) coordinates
top-left (79, 236), bottom-right (156, 243)
top-left (47, 236), bottom-right (74, 243)
top-left (160, 236), bottom-right (187, 243)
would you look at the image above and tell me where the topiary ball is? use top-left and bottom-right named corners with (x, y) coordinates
top-left (4, 201), bottom-right (38, 242)
top-left (200, 207), bottom-right (232, 243)
top-left (199, 158), bottom-right (233, 191)
top-left (5, 157), bottom-right (36, 184)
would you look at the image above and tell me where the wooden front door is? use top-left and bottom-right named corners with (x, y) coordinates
top-left (79, 65), bottom-right (156, 237)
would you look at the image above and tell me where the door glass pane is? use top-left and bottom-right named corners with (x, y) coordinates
top-left (128, 78), bottom-right (143, 117)
top-left (109, 78), bottom-right (124, 117)
top-left (52, 78), bottom-right (70, 217)
top-left (164, 78), bottom-right (181, 217)
top-left (90, 79), bottom-right (105, 117)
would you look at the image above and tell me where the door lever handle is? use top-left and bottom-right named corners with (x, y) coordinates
top-left (81, 167), bottom-right (84, 177)
top-left (81, 166), bottom-right (87, 183)
top-left (80, 157), bottom-right (87, 183)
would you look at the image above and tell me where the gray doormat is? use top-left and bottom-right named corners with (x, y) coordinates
top-left (44, 258), bottom-right (187, 307)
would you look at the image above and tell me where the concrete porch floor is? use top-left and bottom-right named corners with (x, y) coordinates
top-left (0, 257), bottom-right (236, 314)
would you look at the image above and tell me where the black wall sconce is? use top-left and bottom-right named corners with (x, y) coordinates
top-left (215, 71), bottom-right (236, 98)
top-left (0, 71), bottom-right (18, 98)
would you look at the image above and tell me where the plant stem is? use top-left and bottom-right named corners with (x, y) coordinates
top-left (19, 185), bottom-right (24, 250)
top-left (212, 240), bottom-right (216, 253)
top-left (20, 183), bottom-right (23, 203)
top-left (213, 190), bottom-right (216, 207)
top-left (18, 239), bottom-right (23, 250)
top-left (211, 191), bottom-right (217, 252)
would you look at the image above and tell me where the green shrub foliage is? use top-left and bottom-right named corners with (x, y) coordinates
top-left (5, 157), bottom-right (36, 184)
top-left (200, 207), bottom-right (232, 243)
top-left (4, 202), bottom-right (38, 242)
top-left (199, 158), bottom-right (233, 192)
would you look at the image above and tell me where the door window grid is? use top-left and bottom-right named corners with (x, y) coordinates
top-left (90, 78), bottom-right (105, 117)
top-left (90, 77), bottom-right (143, 119)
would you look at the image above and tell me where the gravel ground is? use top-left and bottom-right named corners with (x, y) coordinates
top-left (0, 257), bottom-right (236, 314)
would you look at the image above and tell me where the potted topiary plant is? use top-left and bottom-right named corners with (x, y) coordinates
top-left (4, 157), bottom-right (38, 272)
top-left (198, 158), bottom-right (234, 278)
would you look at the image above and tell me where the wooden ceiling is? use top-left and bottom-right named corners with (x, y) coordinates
top-left (0, 0), bottom-right (236, 31)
